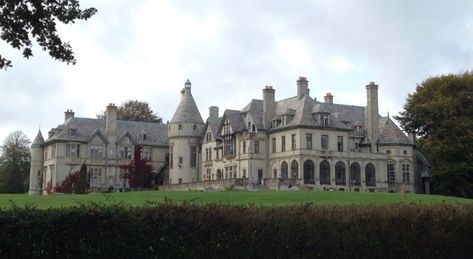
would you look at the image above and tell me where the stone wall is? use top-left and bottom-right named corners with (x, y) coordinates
top-left (160, 178), bottom-right (249, 191)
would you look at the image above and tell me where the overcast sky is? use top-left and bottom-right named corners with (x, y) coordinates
top-left (1, 0), bottom-right (473, 150)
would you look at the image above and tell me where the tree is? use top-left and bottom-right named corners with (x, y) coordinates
top-left (395, 72), bottom-right (473, 197)
top-left (0, 0), bottom-right (97, 70)
top-left (0, 130), bottom-right (31, 193)
top-left (97, 100), bottom-right (163, 123)
top-left (119, 145), bottom-right (154, 189)
top-left (54, 163), bottom-right (89, 194)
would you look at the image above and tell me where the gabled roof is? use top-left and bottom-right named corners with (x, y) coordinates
top-left (242, 99), bottom-right (264, 129)
top-left (171, 86), bottom-right (204, 124)
top-left (46, 118), bottom-right (169, 146)
top-left (219, 110), bottom-right (246, 134)
top-left (87, 129), bottom-right (108, 144)
top-left (378, 117), bottom-right (413, 145)
top-left (208, 117), bottom-right (223, 140)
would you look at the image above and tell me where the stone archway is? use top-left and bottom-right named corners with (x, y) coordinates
top-left (303, 160), bottom-right (315, 184)
top-left (281, 161), bottom-right (288, 179)
top-left (319, 160), bottom-right (330, 185)
top-left (291, 160), bottom-right (299, 179)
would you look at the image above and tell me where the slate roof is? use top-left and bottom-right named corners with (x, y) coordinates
top-left (205, 116), bottom-right (223, 140)
top-left (32, 130), bottom-right (44, 148)
top-left (225, 91), bottom-right (411, 145)
top-left (46, 117), bottom-right (169, 146)
top-left (378, 117), bottom-right (413, 145)
top-left (242, 99), bottom-right (264, 129)
top-left (223, 110), bottom-right (246, 133)
top-left (171, 86), bottom-right (204, 124)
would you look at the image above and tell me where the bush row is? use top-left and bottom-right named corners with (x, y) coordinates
top-left (0, 202), bottom-right (472, 258)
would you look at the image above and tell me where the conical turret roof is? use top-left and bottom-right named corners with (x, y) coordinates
top-left (171, 80), bottom-right (204, 124)
top-left (32, 130), bottom-right (44, 148)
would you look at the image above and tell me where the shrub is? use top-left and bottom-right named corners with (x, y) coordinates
top-left (0, 203), bottom-right (472, 258)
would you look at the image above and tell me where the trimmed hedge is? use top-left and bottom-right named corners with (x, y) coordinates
top-left (0, 202), bottom-right (472, 258)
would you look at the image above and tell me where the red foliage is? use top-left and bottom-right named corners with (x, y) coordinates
top-left (120, 146), bottom-right (154, 188)
top-left (54, 165), bottom-right (90, 194)
top-left (55, 171), bottom-right (80, 194)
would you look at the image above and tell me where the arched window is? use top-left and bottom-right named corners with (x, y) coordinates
top-left (281, 161), bottom-right (288, 179)
top-left (350, 162), bottom-right (361, 186)
top-left (291, 160), bottom-right (299, 179)
top-left (319, 160), bottom-right (330, 185)
top-left (335, 161), bottom-right (346, 185)
top-left (303, 160), bottom-right (315, 184)
top-left (365, 163), bottom-right (376, 186)
top-left (216, 169), bottom-right (222, 180)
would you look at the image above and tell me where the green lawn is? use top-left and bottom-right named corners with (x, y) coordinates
top-left (0, 190), bottom-right (472, 209)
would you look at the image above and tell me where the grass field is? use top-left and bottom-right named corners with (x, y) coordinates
top-left (0, 190), bottom-right (472, 209)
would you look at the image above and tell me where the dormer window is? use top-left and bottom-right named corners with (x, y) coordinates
top-left (206, 132), bottom-right (212, 141)
top-left (140, 130), bottom-right (147, 141)
top-left (69, 128), bottom-right (77, 136)
top-left (320, 114), bottom-right (330, 126)
top-left (223, 119), bottom-right (231, 135)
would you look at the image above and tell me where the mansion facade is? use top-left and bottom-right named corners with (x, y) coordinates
top-left (29, 77), bottom-right (430, 195)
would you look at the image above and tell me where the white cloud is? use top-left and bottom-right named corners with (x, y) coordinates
top-left (2, 0), bottom-right (473, 144)
top-left (328, 57), bottom-right (360, 73)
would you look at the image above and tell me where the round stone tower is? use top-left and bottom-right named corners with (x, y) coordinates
top-left (28, 130), bottom-right (44, 195)
top-left (168, 79), bottom-right (204, 184)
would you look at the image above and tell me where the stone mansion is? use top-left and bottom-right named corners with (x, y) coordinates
top-left (29, 77), bottom-right (430, 195)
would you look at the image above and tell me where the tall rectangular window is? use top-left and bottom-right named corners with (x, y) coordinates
top-left (243, 141), bottom-right (247, 154)
top-left (90, 167), bottom-right (103, 187)
top-left (89, 145), bottom-right (103, 159)
top-left (190, 146), bottom-right (197, 167)
top-left (337, 136), bottom-right (343, 152)
top-left (320, 114), bottom-right (329, 125)
top-left (291, 134), bottom-right (296, 150)
top-left (387, 163), bottom-right (395, 184)
top-left (272, 138), bottom-right (276, 153)
top-left (120, 146), bottom-right (132, 159)
top-left (66, 144), bottom-right (80, 158)
top-left (281, 136), bottom-right (286, 152)
top-left (141, 146), bottom-right (152, 160)
top-left (321, 135), bottom-right (328, 150)
top-left (402, 164), bottom-right (410, 184)
top-left (306, 134), bottom-right (312, 150)
top-left (254, 141), bottom-right (260, 154)
top-left (224, 136), bottom-right (235, 155)
top-left (170, 146), bottom-right (173, 168)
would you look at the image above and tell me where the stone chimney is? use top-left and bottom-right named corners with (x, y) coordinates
top-left (65, 109), bottom-right (74, 122)
top-left (297, 76), bottom-right (309, 100)
top-left (324, 93), bottom-right (333, 104)
top-left (365, 82), bottom-right (379, 152)
top-left (209, 106), bottom-right (219, 121)
top-left (105, 103), bottom-right (118, 137)
top-left (263, 85), bottom-right (276, 129)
